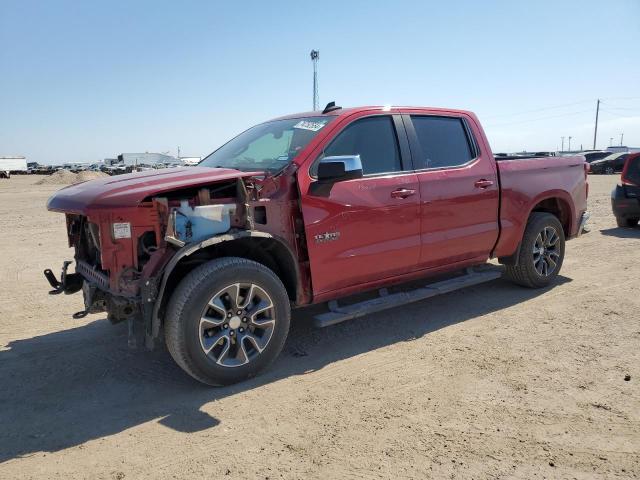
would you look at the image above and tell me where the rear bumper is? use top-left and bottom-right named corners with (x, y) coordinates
top-left (576, 211), bottom-right (590, 237)
top-left (612, 185), bottom-right (640, 220)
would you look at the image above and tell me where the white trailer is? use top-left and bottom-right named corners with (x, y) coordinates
top-left (0, 156), bottom-right (28, 179)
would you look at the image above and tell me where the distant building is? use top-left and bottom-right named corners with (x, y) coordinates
top-left (0, 156), bottom-right (27, 174)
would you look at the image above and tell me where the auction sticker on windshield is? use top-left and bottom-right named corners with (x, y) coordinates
top-left (293, 120), bottom-right (328, 132)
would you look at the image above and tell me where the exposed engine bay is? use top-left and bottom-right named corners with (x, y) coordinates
top-left (45, 166), bottom-right (309, 348)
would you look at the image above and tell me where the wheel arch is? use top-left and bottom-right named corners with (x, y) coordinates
top-left (499, 194), bottom-right (573, 266)
top-left (151, 231), bottom-right (301, 338)
top-left (528, 194), bottom-right (573, 238)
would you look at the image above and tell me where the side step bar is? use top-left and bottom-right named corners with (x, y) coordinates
top-left (313, 267), bottom-right (503, 328)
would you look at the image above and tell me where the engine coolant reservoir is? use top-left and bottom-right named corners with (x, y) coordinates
top-left (175, 200), bottom-right (235, 243)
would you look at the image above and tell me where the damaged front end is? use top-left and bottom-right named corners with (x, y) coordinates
top-left (44, 166), bottom-right (307, 349)
top-left (44, 169), bottom-right (260, 346)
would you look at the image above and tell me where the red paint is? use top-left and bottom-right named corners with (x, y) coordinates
top-left (295, 107), bottom-right (587, 300)
top-left (492, 155), bottom-right (587, 257)
top-left (47, 167), bottom-right (261, 214)
top-left (621, 152), bottom-right (640, 186)
top-left (47, 106), bottom-right (588, 310)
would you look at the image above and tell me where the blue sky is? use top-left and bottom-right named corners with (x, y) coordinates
top-left (1, 0), bottom-right (639, 164)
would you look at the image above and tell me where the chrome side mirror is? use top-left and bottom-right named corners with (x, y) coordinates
top-left (316, 155), bottom-right (363, 183)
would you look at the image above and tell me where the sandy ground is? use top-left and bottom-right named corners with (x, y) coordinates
top-left (0, 174), bottom-right (638, 479)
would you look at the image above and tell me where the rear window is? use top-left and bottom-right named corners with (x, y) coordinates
top-left (624, 156), bottom-right (640, 185)
top-left (410, 116), bottom-right (474, 169)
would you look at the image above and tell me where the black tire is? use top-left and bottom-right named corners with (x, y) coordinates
top-left (505, 212), bottom-right (565, 288)
top-left (616, 217), bottom-right (639, 228)
top-left (165, 257), bottom-right (291, 386)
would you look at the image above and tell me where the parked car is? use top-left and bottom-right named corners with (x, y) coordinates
top-left (581, 151), bottom-right (611, 163)
top-left (590, 152), bottom-right (629, 174)
top-left (101, 163), bottom-right (129, 175)
top-left (44, 104), bottom-right (589, 386)
top-left (611, 152), bottom-right (640, 227)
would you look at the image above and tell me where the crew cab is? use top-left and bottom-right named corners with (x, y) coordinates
top-left (46, 104), bottom-right (589, 386)
top-left (612, 152), bottom-right (640, 227)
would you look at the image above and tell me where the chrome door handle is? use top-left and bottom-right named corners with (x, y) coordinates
top-left (391, 188), bottom-right (416, 199)
top-left (474, 179), bottom-right (494, 189)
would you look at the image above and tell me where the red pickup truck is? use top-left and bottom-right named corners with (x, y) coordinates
top-left (46, 104), bottom-right (589, 386)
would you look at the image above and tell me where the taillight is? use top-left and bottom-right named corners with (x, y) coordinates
top-left (621, 154), bottom-right (640, 186)
top-left (584, 162), bottom-right (589, 199)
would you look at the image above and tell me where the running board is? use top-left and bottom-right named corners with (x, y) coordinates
top-left (313, 267), bottom-right (503, 328)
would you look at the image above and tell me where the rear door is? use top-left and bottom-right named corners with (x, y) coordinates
top-left (299, 114), bottom-right (421, 295)
top-left (403, 113), bottom-right (500, 268)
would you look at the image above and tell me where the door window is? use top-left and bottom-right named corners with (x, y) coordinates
top-left (316, 116), bottom-right (402, 175)
top-left (410, 116), bottom-right (474, 169)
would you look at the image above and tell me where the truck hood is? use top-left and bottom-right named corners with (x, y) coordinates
top-left (47, 167), bottom-right (263, 214)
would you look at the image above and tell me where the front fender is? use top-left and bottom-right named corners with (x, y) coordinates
top-left (150, 230), bottom-right (296, 338)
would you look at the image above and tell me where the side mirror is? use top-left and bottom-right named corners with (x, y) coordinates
top-left (316, 155), bottom-right (363, 183)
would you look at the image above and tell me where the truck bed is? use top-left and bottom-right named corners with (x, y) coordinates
top-left (493, 155), bottom-right (588, 258)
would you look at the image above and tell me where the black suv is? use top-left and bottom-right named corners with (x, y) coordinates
top-left (612, 153), bottom-right (640, 227)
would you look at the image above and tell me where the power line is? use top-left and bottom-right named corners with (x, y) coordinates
top-left (484, 97), bottom-right (640, 121)
top-left (485, 109), bottom-right (594, 128)
top-left (601, 105), bottom-right (640, 111)
top-left (593, 99), bottom-right (600, 150)
top-left (482, 100), bottom-right (593, 119)
top-left (600, 108), bottom-right (640, 118)
top-left (601, 96), bottom-right (640, 101)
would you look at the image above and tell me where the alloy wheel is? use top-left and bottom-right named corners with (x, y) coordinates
top-left (532, 226), bottom-right (561, 277)
top-left (199, 283), bottom-right (275, 367)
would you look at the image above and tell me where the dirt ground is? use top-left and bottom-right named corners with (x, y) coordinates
top-left (0, 174), bottom-right (638, 479)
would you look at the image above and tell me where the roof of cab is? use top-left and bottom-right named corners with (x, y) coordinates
top-left (270, 105), bottom-right (475, 122)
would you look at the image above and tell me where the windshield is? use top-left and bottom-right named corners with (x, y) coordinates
top-left (200, 116), bottom-right (334, 173)
top-left (599, 152), bottom-right (625, 162)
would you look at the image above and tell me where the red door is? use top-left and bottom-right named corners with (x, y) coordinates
top-left (402, 114), bottom-right (500, 268)
top-left (298, 114), bottom-right (421, 295)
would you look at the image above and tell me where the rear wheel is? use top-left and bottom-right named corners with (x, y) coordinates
top-left (605, 166), bottom-right (614, 174)
top-left (505, 212), bottom-right (565, 288)
top-left (616, 217), bottom-right (639, 228)
top-left (165, 257), bottom-right (290, 386)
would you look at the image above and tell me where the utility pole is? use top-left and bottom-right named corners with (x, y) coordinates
top-left (610, 137), bottom-right (613, 147)
top-left (568, 136), bottom-right (572, 152)
top-left (593, 98), bottom-right (600, 149)
top-left (620, 133), bottom-right (624, 146)
top-left (561, 136), bottom-right (565, 152)
top-left (310, 50), bottom-right (319, 111)
top-left (177, 146), bottom-right (180, 160)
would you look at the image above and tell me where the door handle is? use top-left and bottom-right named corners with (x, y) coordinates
top-left (391, 188), bottom-right (416, 199)
top-left (474, 179), bottom-right (494, 189)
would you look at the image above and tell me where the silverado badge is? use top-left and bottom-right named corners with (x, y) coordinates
top-left (314, 231), bottom-right (340, 243)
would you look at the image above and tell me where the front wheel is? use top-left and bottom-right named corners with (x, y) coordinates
top-left (165, 257), bottom-right (291, 386)
top-left (505, 212), bottom-right (566, 288)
